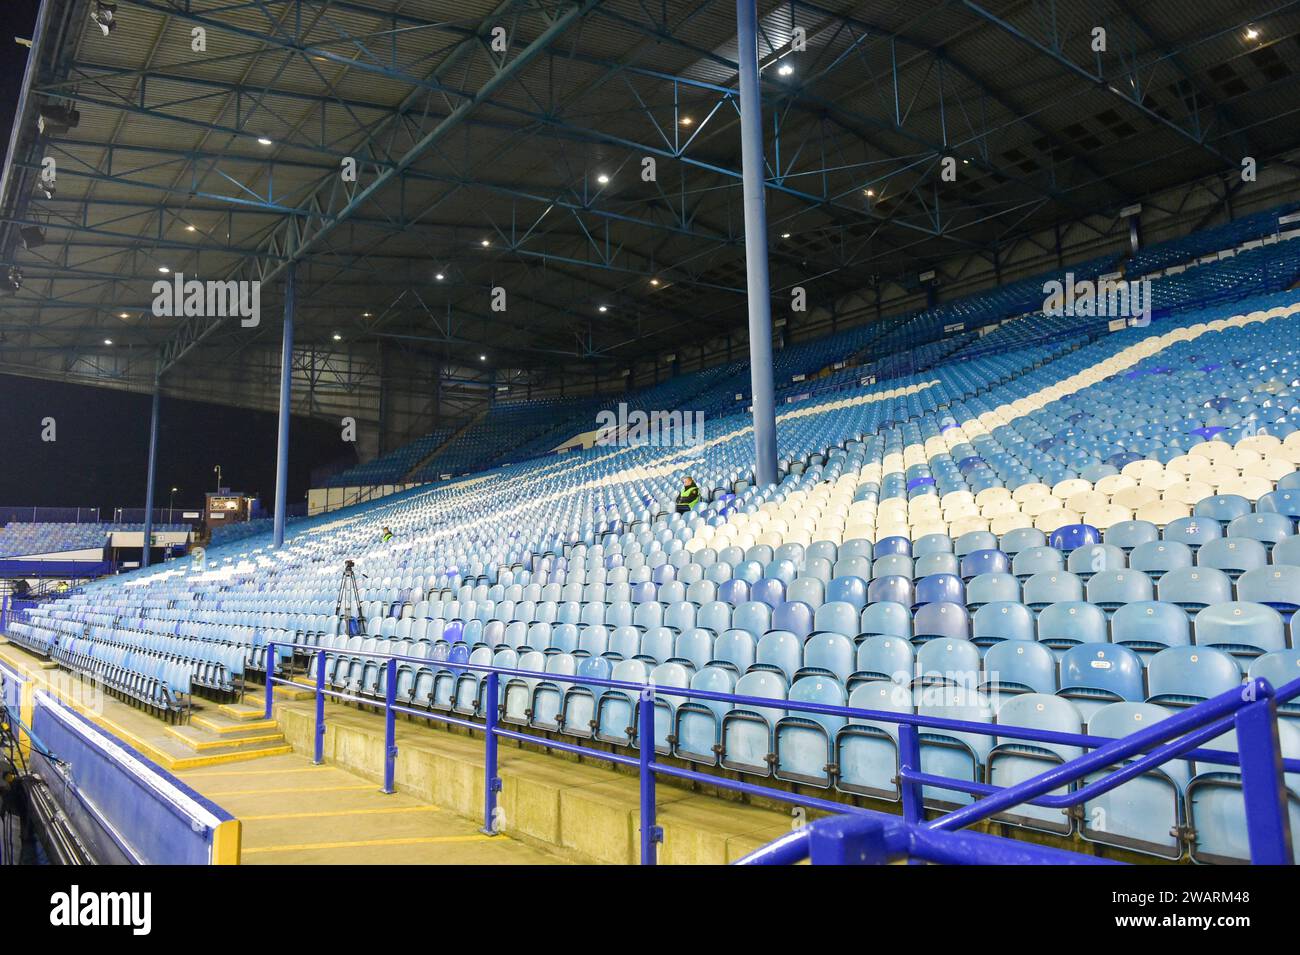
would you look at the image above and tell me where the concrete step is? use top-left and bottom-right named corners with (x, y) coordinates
top-left (165, 723), bottom-right (288, 755)
top-left (189, 712), bottom-right (281, 738)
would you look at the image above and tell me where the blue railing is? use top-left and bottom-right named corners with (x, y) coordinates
top-left (265, 642), bottom-right (1299, 865)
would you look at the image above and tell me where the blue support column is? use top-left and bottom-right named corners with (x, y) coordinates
top-left (736, 0), bottom-right (778, 488)
top-left (272, 265), bottom-right (296, 548)
top-left (140, 372), bottom-right (161, 568)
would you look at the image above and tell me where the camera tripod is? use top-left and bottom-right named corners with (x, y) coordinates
top-left (335, 560), bottom-right (368, 637)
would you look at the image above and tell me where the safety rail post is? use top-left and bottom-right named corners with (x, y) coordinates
top-left (638, 692), bottom-right (661, 864)
top-left (313, 649), bottom-right (326, 765)
top-left (264, 642), bottom-right (275, 719)
top-left (898, 723), bottom-right (923, 826)
top-left (1234, 688), bottom-right (1293, 864)
top-left (0, 593), bottom-right (7, 632)
top-left (482, 671), bottom-right (501, 834)
top-left (382, 658), bottom-right (397, 794)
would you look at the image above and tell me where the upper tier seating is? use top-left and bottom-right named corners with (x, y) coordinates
top-left (0, 522), bottom-right (190, 558)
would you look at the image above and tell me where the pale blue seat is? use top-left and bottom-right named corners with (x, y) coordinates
top-left (753, 630), bottom-right (802, 683)
top-left (917, 685), bottom-right (995, 807)
top-left (965, 572), bottom-right (1021, 611)
top-left (836, 681), bottom-right (914, 799)
top-left (1023, 571), bottom-right (1083, 611)
top-left (669, 628), bottom-right (713, 671)
top-left (1129, 541), bottom-right (1193, 575)
top-left (1058, 643), bottom-right (1145, 722)
top-left (595, 658), bottom-right (648, 745)
top-left (980, 639), bottom-right (1058, 709)
top-left (1162, 516), bottom-right (1222, 550)
top-left (710, 629), bottom-right (756, 675)
top-left (1105, 520), bottom-right (1160, 554)
top-left (1197, 537), bottom-right (1269, 580)
top-left (999, 526), bottom-right (1047, 555)
top-left (771, 600), bottom-right (814, 639)
top-left (915, 637), bottom-right (981, 689)
top-left (1087, 569), bottom-right (1153, 614)
top-left (1157, 567), bottom-right (1234, 613)
top-left (916, 552), bottom-right (961, 579)
top-left (798, 632), bottom-right (855, 684)
top-left (608, 625), bottom-right (642, 661)
top-left (912, 601), bottom-right (970, 645)
top-left (774, 675), bottom-right (846, 787)
top-left (1146, 645), bottom-right (1242, 708)
top-left (1013, 545), bottom-right (1064, 582)
top-left (1111, 600), bottom-right (1191, 657)
top-left (561, 655), bottom-right (612, 739)
top-left (825, 575), bottom-right (868, 611)
top-left (852, 634), bottom-right (915, 687)
top-left (1186, 721), bottom-right (1300, 864)
top-left (971, 601), bottom-right (1036, 649)
top-left (503, 650), bottom-right (546, 724)
top-left (1237, 565), bottom-right (1300, 618)
top-left (531, 652), bottom-right (577, 730)
top-left (1080, 702), bottom-right (1187, 860)
top-left (648, 662), bottom-right (691, 753)
top-left (1248, 650), bottom-right (1300, 716)
top-left (812, 601), bottom-right (860, 639)
top-left (988, 693), bottom-right (1084, 834)
top-left (673, 665), bottom-right (737, 764)
top-left (859, 601), bottom-right (911, 641)
top-left (1193, 602), bottom-right (1287, 660)
top-left (721, 670), bottom-right (787, 775)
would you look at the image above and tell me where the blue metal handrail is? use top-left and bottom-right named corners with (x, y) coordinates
top-left (264, 641), bottom-right (1299, 865)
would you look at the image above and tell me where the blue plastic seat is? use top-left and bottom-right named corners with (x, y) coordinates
top-left (669, 628), bottom-right (714, 671)
top-left (980, 639), bottom-right (1058, 707)
top-left (1145, 645), bottom-right (1242, 707)
top-left (1023, 571), bottom-right (1084, 611)
top-left (912, 601), bottom-right (970, 645)
top-left (775, 676), bottom-right (847, 787)
top-left (1049, 523), bottom-right (1101, 552)
top-left (1067, 543), bottom-right (1127, 580)
top-left (595, 658), bottom-right (648, 745)
top-left (858, 601), bottom-right (912, 641)
top-left (1193, 494), bottom-right (1253, 522)
top-left (987, 693), bottom-right (1084, 834)
top-left (799, 632), bottom-right (855, 684)
top-left (1105, 520), bottom-right (1160, 554)
top-left (954, 531), bottom-right (998, 558)
top-left (1237, 565), bottom-right (1300, 618)
top-left (867, 574), bottom-right (914, 608)
top-left (971, 601), bottom-right (1036, 649)
top-left (770, 600), bottom-right (814, 639)
top-left (785, 576), bottom-right (824, 609)
top-left (710, 629), bottom-right (756, 675)
top-left (914, 552), bottom-right (960, 579)
top-left (871, 553), bottom-right (914, 581)
top-left (1227, 512), bottom-right (1294, 545)
top-left (1079, 702), bottom-right (1187, 860)
top-left (1193, 602), bottom-right (1287, 659)
top-left (916, 685), bottom-right (995, 807)
top-left (1111, 601), bottom-right (1190, 657)
top-left (1058, 644), bottom-right (1145, 721)
top-left (961, 549), bottom-right (1010, 581)
top-left (1129, 541), bottom-right (1194, 575)
top-left (836, 681), bottom-right (914, 798)
top-left (1162, 516), bottom-right (1222, 550)
top-left (753, 630), bottom-right (802, 683)
top-left (721, 671), bottom-right (787, 775)
top-left (965, 572), bottom-right (1021, 611)
top-left (913, 573), bottom-right (964, 608)
top-left (1157, 567), bottom-right (1233, 613)
top-left (824, 576), bottom-right (868, 611)
top-left (915, 638), bottom-right (981, 689)
top-left (852, 634), bottom-right (915, 687)
top-left (673, 666), bottom-right (737, 764)
top-left (1186, 720), bottom-right (1300, 864)
top-left (873, 536), bottom-right (911, 558)
top-left (1196, 537), bottom-right (1269, 580)
top-left (1248, 650), bottom-right (1300, 716)
top-left (832, 555), bottom-right (872, 581)
top-left (999, 527), bottom-right (1047, 555)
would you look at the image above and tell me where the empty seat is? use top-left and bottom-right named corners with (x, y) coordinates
top-left (1193, 602), bottom-right (1287, 659)
top-left (987, 693), bottom-right (1084, 834)
top-left (1146, 645), bottom-right (1242, 707)
top-left (836, 681), bottom-right (914, 799)
top-left (1058, 644), bottom-right (1145, 721)
top-left (774, 676), bottom-right (847, 787)
top-left (1111, 601), bottom-right (1191, 657)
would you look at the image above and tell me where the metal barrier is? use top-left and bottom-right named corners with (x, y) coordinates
top-left (265, 642), bottom-right (1299, 865)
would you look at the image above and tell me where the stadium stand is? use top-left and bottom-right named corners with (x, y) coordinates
top-left (10, 264), bottom-right (1300, 863)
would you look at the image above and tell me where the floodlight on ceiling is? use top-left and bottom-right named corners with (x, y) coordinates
top-left (777, 63), bottom-right (793, 76)
top-left (91, 1), bottom-right (117, 36)
top-left (37, 105), bottom-right (80, 136)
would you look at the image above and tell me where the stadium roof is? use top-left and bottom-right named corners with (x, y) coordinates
top-left (4, 0), bottom-right (1300, 397)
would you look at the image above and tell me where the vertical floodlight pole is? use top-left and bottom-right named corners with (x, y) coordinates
top-left (736, 0), bottom-right (777, 488)
top-left (273, 264), bottom-right (296, 548)
top-left (141, 362), bottom-right (161, 568)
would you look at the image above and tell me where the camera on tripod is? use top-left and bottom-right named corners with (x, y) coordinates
top-left (336, 560), bottom-right (367, 637)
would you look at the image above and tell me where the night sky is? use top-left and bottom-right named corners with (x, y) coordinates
top-left (0, 1), bottom-right (355, 515)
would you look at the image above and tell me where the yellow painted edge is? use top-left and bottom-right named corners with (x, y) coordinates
top-left (241, 805), bottom-right (440, 821)
top-left (177, 765), bottom-right (335, 778)
top-left (190, 715), bottom-right (278, 735)
top-left (216, 703), bottom-right (268, 721)
top-left (242, 833), bottom-right (493, 855)
top-left (17, 674), bottom-right (34, 761)
top-left (168, 745), bottom-right (294, 771)
top-left (205, 783), bottom-right (375, 797)
top-left (211, 819), bottom-right (242, 865)
top-left (165, 727), bottom-right (285, 751)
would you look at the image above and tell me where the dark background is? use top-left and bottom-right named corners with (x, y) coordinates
top-left (0, 1), bottom-right (356, 514)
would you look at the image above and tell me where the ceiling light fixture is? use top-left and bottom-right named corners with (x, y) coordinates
top-left (778, 63), bottom-right (793, 76)
top-left (257, 137), bottom-right (273, 146)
